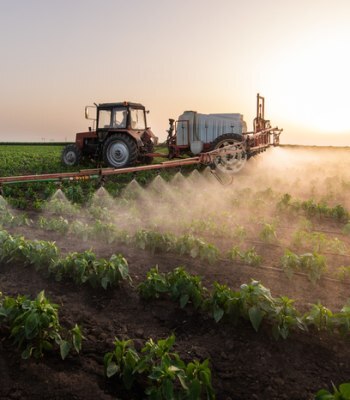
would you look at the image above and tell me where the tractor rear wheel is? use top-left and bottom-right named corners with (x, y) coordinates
top-left (211, 133), bottom-right (247, 173)
top-left (61, 144), bottom-right (81, 166)
top-left (103, 133), bottom-right (138, 168)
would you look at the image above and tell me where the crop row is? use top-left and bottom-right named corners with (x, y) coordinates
top-left (3, 202), bottom-right (350, 285)
top-left (0, 230), bottom-right (130, 290)
top-left (138, 266), bottom-right (350, 340)
top-left (2, 225), bottom-right (350, 341)
top-left (277, 193), bottom-right (350, 222)
top-left (5, 194), bottom-right (350, 254)
top-left (9, 194), bottom-right (350, 254)
top-left (3, 202), bottom-right (350, 259)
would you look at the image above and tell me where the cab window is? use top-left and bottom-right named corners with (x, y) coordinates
top-left (130, 108), bottom-right (146, 130)
top-left (113, 107), bottom-right (127, 128)
top-left (98, 110), bottom-right (112, 128)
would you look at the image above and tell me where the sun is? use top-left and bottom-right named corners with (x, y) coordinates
top-left (261, 34), bottom-right (350, 135)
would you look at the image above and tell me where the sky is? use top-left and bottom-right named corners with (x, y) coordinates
top-left (1, 0), bottom-right (350, 145)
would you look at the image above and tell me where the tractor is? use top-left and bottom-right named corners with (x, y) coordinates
top-left (61, 101), bottom-right (158, 168)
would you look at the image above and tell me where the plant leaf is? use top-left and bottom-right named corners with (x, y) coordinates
top-left (60, 340), bottom-right (71, 360)
top-left (106, 361), bottom-right (119, 378)
top-left (248, 306), bottom-right (263, 332)
top-left (213, 306), bottom-right (224, 323)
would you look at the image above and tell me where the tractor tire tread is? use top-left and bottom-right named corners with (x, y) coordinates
top-left (61, 144), bottom-right (82, 166)
top-left (103, 133), bottom-right (138, 168)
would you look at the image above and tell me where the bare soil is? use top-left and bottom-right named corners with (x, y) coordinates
top-left (1, 225), bottom-right (350, 400)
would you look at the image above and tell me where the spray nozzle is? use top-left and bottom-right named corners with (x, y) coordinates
top-left (98, 176), bottom-right (106, 188)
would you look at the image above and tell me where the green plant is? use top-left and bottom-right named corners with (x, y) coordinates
top-left (43, 198), bottom-right (80, 216)
top-left (227, 246), bottom-right (262, 267)
top-left (0, 232), bottom-right (59, 271)
top-left (166, 267), bottom-right (205, 309)
top-left (232, 225), bottom-right (247, 243)
top-left (342, 222), bottom-right (350, 236)
top-left (88, 205), bottom-right (112, 221)
top-left (104, 337), bottom-right (140, 389)
top-left (270, 296), bottom-right (306, 339)
top-left (138, 267), bottom-right (206, 309)
top-left (292, 230), bottom-right (326, 252)
top-left (328, 238), bottom-right (347, 255)
top-left (304, 302), bottom-right (333, 331)
top-left (276, 193), bottom-right (349, 222)
top-left (52, 250), bottom-right (130, 289)
top-left (92, 254), bottom-right (131, 289)
top-left (0, 291), bottom-right (83, 359)
top-left (38, 216), bottom-right (69, 234)
top-left (176, 234), bottom-right (219, 265)
top-left (331, 204), bottom-right (349, 222)
top-left (205, 282), bottom-right (241, 323)
top-left (239, 280), bottom-right (276, 332)
top-left (333, 303), bottom-right (350, 335)
top-left (292, 229), bottom-right (347, 255)
top-left (281, 250), bottom-right (327, 284)
top-left (336, 266), bottom-right (350, 282)
top-left (315, 383), bottom-right (350, 400)
top-left (0, 209), bottom-right (32, 228)
top-left (138, 267), bottom-right (169, 300)
top-left (135, 230), bottom-right (176, 254)
top-left (259, 223), bottom-right (278, 243)
top-left (104, 334), bottom-right (215, 399)
top-left (300, 253), bottom-right (327, 284)
top-left (69, 220), bottom-right (92, 241)
top-left (205, 280), bottom-right (304, 339)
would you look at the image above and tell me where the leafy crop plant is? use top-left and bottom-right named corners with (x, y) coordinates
top-left (0, 291), bottom-right (83, 359)
top-left (104, 334), bottom-right (215, 399)
top-left (227, 246), bottom-right (262, 267)
top-left (281, 250), bottom-right (327, 284)
top-left (316, 382), bottom-right (350, 399)
top-left (138, 266), bottom-right (206, 309)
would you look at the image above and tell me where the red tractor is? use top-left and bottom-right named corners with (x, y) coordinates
top-left (61, 101), bottom-right (158, 168)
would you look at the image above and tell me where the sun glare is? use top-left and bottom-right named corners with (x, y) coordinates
top-left (264, 34), bottom-right (350, 135)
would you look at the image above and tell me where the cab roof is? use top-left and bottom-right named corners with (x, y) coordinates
top-left (98, 101), bottom-right (145, 109)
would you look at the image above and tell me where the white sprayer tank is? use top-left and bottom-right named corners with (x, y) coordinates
top-left (176, 111), bottom-right (247, 154)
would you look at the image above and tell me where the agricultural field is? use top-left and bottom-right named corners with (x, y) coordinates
top-left (1, 144), bottom-right (350, 399)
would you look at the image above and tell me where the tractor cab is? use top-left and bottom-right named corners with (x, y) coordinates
top-left (92, 102), bottom-right (147, 136)
top-left (85, 102), bottom-right (148, 141)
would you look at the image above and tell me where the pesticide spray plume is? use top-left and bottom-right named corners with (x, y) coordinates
top-left (0, 195), bottom-right (8, 209)
top-left (32, 146), bottom-right (349, 241)
top-left (50, 188), bottom-right (69, 202)
top-left (4, 146), bottom-right (350, 310)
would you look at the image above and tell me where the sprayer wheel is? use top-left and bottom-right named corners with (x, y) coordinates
top-left (211, 133), bottom-right (247, 173)
top-left (103, 133), bottom-right (138, 168)
top-left (61, 144), bottom-right (82, 166)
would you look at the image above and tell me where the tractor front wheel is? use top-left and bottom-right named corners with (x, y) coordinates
top-left (103, 133), bottom-right (138, 168)
top-left (61, 144), bottom-right (81, 166)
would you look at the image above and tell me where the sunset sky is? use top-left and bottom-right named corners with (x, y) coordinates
top-left (1, 0), bottom-right (350, 145)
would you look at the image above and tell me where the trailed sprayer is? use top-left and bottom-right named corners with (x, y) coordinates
top-left (0, 94), bottom-right (282, 186)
